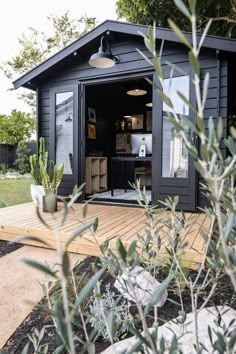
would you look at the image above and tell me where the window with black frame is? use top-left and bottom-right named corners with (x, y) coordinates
top-left (55, 91), bottom-right (73, 174)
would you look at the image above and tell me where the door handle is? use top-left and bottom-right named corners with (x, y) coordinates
top-left (190, 132), bottom-right (196, 145)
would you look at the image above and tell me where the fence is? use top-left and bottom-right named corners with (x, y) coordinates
top-left (0, 143), bottom-right (37, 168)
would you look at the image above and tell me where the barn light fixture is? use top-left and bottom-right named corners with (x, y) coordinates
top-left (65, 113), bottom-right (73, 122)
top-left (89, 35), bottom-right (120, 69)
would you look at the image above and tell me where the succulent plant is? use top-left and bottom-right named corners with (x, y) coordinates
top-left (29, 137), bottom-right (64, 193)
top-left (29, 137), bottom-right (48, 185)
top-left (40, 160), bottom-right (64, 194)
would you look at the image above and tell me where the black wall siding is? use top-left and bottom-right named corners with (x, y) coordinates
top-left (198, 55), bottom-right (228, 208)
top-left (37, 36), bottom-right (228, 210)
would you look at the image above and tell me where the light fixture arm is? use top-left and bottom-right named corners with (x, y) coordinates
top-left (100, 35), bottom-right (119, 64)
top-left (88, 32), bottom-right (120, 68)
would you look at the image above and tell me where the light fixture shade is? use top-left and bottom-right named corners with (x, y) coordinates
top-left (146, 102), bottom-right (153, 107)
top-left (89, 35), bottom-right (119, 69)
top-left (65, 113), bottom-right (73, 122)
top-left (89, 51), bottom-right (116, 68)
top-left (127, 88), bottom-right (147, 96)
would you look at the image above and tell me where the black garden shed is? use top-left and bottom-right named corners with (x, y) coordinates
top-left (13, 20), bottom-right (236, 211)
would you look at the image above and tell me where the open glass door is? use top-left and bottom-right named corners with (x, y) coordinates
top-left (152, 70), bottom-right (196, 211)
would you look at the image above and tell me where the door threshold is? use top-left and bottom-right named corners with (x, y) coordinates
top-left (84, 199), bottom-right (142, 208)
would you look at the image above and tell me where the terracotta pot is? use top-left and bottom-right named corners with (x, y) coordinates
top-left (30, 185), bottom-right (45, 208)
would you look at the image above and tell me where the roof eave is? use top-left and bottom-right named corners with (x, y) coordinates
top-left (13, 20), bottom-right (110, 89)
top-left (13, 20), bottom-right (236, 90)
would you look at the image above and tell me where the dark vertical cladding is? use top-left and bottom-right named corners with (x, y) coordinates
top-left (198, 51), bottom-right (228, 209)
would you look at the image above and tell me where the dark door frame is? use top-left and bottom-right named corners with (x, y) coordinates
top-left (152, 65), bottom-right (197, 211)
top-left (77, 67), bottom-right (197, 210)
top-left (78, 70), bottom-right (156, 204)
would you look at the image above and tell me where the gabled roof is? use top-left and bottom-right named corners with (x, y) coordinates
top-left (13, 19), bottom-right (236, 90)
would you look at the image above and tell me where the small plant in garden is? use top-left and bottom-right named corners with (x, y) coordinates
top-left (89, 284), bottom-right (130, 342)
top-left (29, 137), bottom-right (64, 210)
top-left (100, 255), bottom-right (120, 274)
top-left (25, 326), bottom-right (52, 354)
top-left (0, 162), bottom-right (8, 175)
top-left (14, 140), bottom-right (31, 174)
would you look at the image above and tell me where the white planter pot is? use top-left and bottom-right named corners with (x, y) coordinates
top-left (30, 185), bottom-right (45, 208)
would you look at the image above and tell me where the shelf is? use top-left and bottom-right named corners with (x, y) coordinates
top-left (85, 157), bottom-right (107, 194)
top-left (99, 158), bottom-right (107, 175)
top-left (91, 159), bottom-right (99, 176)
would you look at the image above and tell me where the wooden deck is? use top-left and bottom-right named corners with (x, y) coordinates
top-left (0, 202), bottom-right (212, 268)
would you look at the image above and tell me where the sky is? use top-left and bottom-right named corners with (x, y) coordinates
top-left (0, 0), bottom-right (117, 114)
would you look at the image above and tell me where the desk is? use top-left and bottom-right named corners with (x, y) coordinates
top-left (110, 156), bottom-right (152, 196)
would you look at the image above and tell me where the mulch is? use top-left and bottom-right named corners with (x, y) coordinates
top-left (0, 240), bottom-right (23, 258)
top-left (2, 256), bottom-right (236, 354)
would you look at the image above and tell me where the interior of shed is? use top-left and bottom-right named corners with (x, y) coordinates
top-left (84, 77), bottom-right (153, 204)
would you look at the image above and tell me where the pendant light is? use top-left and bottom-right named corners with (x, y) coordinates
top-left (89, 34), bottom-right (120, 69)
top-left (145, 102), bottom-right (153, 107)
top-left (127, 88), bottom-right (147, 96)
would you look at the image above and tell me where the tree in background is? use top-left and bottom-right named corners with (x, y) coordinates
top-left (0, 110), bottom-right (35, 145)
top-left (1, 12), bottom-right (96, 111)
top-left (116, 0), bottom-right (236, 37)
top-left (14, 141), bottom-right (31, 174)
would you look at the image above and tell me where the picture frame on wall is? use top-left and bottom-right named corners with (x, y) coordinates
top-left (132, 114), bottom-right (143, 130)
top-left (116, 133), bottom-right (131, 154)
top-left (88, 124), bottom-right (96, 139)
top-left (88, 107), bottom-right (96, 123)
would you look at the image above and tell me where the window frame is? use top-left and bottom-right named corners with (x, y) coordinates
top-left (50, 85), bottom-right (77, 176)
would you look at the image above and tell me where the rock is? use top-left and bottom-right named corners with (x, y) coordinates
top-left (114, 266), bottom-right (168, 307)
top-left (101, 306), bottom-right (236, 354)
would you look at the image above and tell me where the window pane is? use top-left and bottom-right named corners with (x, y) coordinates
top-left (162, 76), bottom-right (189, 178)
top-left (162, 116), bottom-right (188, 177)
top-left (56, 92), bottom-right (73, 174)
top-left (163, 76), bottom-right (189, 115)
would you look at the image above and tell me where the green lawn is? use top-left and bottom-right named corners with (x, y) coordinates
top-left (0, 179), bottom-right (32, 207)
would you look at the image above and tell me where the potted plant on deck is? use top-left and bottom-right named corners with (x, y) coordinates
top-left (29, 137), bottom-right (64, 211)
top-left (40, 159), bottom-right (64, 212)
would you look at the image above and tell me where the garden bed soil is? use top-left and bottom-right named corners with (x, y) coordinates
top-left (3, 256), bottom-right (236, 354)
top-left (0, 240), bottom-right (23, 258)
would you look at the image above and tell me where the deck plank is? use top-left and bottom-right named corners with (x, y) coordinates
top-left (0, 202), bottom-right (212, 268)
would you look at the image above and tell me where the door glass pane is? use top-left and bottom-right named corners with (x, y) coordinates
top-left (163, 76), bottom-right (189, 115)
top-left (162, 76), bottom-right (189, 178)
top-left (55, 92), bottom-right (73, 174)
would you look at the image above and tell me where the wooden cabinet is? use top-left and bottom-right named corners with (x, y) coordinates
top-left (85, 157), bottom-right (107, 194)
